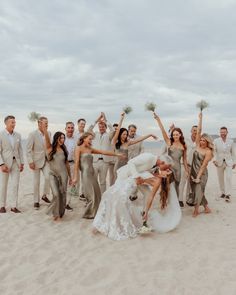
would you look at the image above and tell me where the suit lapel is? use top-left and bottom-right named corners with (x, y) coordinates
top-left (36, 130), bottom-right (45, 149)
top-left (3, 131), bottom-right (14, 150)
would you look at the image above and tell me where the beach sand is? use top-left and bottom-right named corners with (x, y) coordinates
top-left (0, 153), bottom-right (236, 295)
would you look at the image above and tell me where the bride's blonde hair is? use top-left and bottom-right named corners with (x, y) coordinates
top-left (200, 133), bottom-right (214, 157)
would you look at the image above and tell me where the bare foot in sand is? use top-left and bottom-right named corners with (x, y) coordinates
top-left (204, 206), bottom-right (211, 214)
top-left (92, 227), bottom-right (98, 235)
top-left (192, 210), bottom-right (199, 217)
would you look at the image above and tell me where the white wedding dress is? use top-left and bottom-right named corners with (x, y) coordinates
top-left (93, 174), bottom-right (182, 241)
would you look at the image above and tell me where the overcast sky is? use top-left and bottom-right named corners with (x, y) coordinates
top-left (0, 0), bottom-right (236, 138)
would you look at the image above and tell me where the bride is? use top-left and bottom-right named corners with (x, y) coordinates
top-left (92, 155), bottom-right (182, 241)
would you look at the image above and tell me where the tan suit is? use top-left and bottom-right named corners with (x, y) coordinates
top-left (0, 130), bottom-right (24, 208)
top-left (88, 122), bottom-right (115, 194)
top-left (26, 130), bottom-right (50, 203)
top-left (214, 137), bottom-right (236, 196)
top-left (128, 135), bottom-right (144, 160)
top-left (117, 152), bottom-right (158, 209)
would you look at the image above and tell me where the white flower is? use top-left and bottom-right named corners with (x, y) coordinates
top-left (138, 225), bottom-right (153, 235)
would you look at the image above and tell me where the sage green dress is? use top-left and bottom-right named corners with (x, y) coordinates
top-left (80, 153), bottom-right (101, 219)
top-left (47, 152), bottom-right (68, 218)
top-left (168, 147), bottom-right (183, 197)
top-left (187, 150), bottom-right (208, 207)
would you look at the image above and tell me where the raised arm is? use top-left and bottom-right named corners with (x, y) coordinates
top-left (101, 112), bottom-right (115, 140)
top-left (196, 112), bottom-right (202, 146)
top-left (87, 113), bottom-right (103, 133)
top-left (128, 134), bottom-right (157, 146)
top-left (111, 112), bottom-right (125, 146)
top-left (153, 112), bottom-right (171, 146)
top-left (41, 123), bottom-right (52, 152)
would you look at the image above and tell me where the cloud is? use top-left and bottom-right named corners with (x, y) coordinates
top-left (0, 0), bottom-right (236, 138)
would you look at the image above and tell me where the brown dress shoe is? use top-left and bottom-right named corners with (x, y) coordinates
top-left (42, 195), bottom-right (51, 203)
top-left (0, 207), bottom-right (6, 213)
top-left (11, 207), bottom-right (21, 213)
top-left (34, 202), bottom-right (40, 210)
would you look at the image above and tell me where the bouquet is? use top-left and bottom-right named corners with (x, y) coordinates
top-left (196, 100), bottom-right (209, 111)
top-left (70, 186), bottom-right (79, 197)
top-left (138, 221), bottom-right (153, 235)
top-left (28, 111), bottom-right (41, 122)
top-left (123, 106), bottom-right (133, 114)
top-left (145, 102), bottom-right (156, 112)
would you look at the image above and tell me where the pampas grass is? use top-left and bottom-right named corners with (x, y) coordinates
top-left (28, 112), bottom-right (41, 122)
top-left (123, 106), bottom-right (133, 114)
top-left (196, 100), bottom-right (209, 111)
top-left (145, 102), bottom-right (156, 112)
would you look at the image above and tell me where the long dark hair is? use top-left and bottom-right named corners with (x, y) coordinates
top-left (160, 176), bottom-right (171, 210)
top-left (170, 128), bottom-right (186, 150)
top-left (48, 132), bottom-right (68, 162)
top-left (115, 128), bottom-right (128, 149)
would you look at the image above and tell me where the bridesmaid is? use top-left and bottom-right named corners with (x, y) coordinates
top-left (153, 112), bottom-right (189, 207)
top-left (187, 112), bottom-right (213, 217)
top-left (72, 132), bottom-right (124, 219)
top-left (43, 125), bottom-right (72, 221)
top-left (112, 112), bottom-right (157, 179)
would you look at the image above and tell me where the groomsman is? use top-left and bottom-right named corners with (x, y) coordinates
top-left (75, 118), bottom-right (86, 143)
top-left (26, 116), bottom-right (51, 209)
top-left (74, 118), bottom-right (86, 200)
top-left (88, 112), bottom-right (115, 194)
top-left (128, 124), bottom-right (144, 160)
top-left (0, 115), bottom-right (24, 213)
top-left (64, 121), bottom-right (76, 210)
top-left (213, 127), bottom-right (236, 202)
top-left (179, 125), bottom-right (197, 206)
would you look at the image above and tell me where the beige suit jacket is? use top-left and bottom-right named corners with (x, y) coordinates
top-left (0, 130), bottom-right (24, 168)
top-left (213, 137), bottom-right (236, 167)
top-left (87, 122), bottom-right (115, 163)
top-left (26, 130), bottom-right (50, 169)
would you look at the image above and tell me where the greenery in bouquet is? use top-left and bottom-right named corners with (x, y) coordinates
top-left (123, 106), bottom-right (133, 114)
top-left (145, 102), bottom-right (156, 112)
top-left (196, 100), bottom-right (209, 111)
top-left (28, 111), bottom-right (41, 122)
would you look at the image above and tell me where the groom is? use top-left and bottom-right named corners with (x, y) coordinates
top-left (117, 152), bottom-right (171, 201)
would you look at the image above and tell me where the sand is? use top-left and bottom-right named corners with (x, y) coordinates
top-left (0, 159), bottom-right (236, 295)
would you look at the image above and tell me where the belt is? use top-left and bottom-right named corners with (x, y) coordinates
top-left (68, 160), bottom-right (74, 163)
top-left (98, 157), bottom-right (104, 160)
